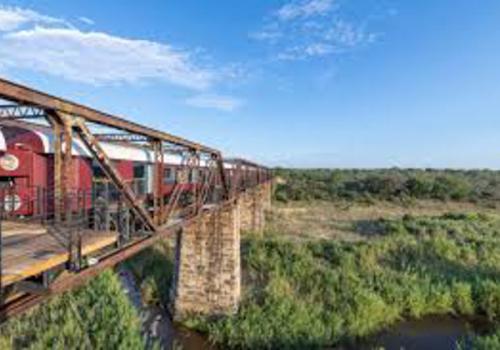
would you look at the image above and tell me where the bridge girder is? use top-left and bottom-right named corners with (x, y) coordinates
top-left (0, 77), bottom-right (272, 321)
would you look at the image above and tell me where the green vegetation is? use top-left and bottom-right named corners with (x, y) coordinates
top-left (274, 168), bottom-right (500, 204)
top-left (6, 168), bottom-right (500, 349)
top-left (0, 238), bottom-right (177, 349)
top-left (468, 328), bottom-right (500, 349)
top-left (195, 213), bottom-right (500, 349)
top-left (124, 239), bottom-right (175, 308)
top-left (0, 270), bottom-right (144, 349)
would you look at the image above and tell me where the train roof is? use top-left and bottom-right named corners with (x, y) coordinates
top-left (0, 120), bottom-right (245, 169)
top-left (0, 120), bottom-right (197, 166)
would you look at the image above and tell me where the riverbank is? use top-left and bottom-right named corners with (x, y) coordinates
top-left (118, 267), bottom-right (213, 350)
top-left (189, 209), bottom-right (500, 349)
top-left (120, 200), bottom-right (500, 349)
top-left (122, 238), bottom-right (215, 350)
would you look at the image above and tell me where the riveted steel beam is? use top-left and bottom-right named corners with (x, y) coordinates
top-left (72, 118), bottom-right (156, 232)
top-left (45, 113), bottom-right (64, 222)
top-left (94, 133), bottom-right (150, 142)
top-left (0, 104), bottom-right (45, 119)
top-left (0, 78), bottom-right (217, 154)
top-left (152, 139), bottom-right (164, 225)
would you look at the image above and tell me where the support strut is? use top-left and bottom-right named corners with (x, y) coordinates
top-left (73, 118), bottom-right (156, 232)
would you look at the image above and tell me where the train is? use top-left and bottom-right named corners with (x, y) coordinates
top-left (0, 120), bottom-right (254, 217)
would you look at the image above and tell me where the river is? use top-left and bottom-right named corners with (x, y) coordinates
top-left (119, 268), bottom-right (494, 350)
top-left (118, 268), bottom-right (214, 350)
top-left (342, 315), bottom-right (493, 350)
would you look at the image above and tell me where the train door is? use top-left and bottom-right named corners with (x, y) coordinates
top-left (162, 166), bottom-right (176, 196)
top-left (0, 148), bottom-right (37, 216)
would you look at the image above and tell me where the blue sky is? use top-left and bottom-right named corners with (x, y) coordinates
top-left (0, 1), bottom-right (499, 168)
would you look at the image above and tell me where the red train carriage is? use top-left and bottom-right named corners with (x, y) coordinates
top-left (0, 120), bottom-right (229, 217)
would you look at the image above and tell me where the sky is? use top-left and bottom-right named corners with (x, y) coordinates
top-left (0, 1), bottom-right (499, 168)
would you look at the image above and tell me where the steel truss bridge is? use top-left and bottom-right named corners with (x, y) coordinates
top-left (0, 78), bottom-right (271, 320)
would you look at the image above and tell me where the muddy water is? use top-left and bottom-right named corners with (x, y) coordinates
top-left (118, 269), bottom-right (214, 350)
top-left (345, 315), bottom-right (493, 350)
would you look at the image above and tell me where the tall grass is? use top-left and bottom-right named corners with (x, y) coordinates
top-left (124, 239), bottom-right (175, 308)
top-left (0, 270), bottom-right (144, 349)
top-left (196, 213), bottom-right (500, 349)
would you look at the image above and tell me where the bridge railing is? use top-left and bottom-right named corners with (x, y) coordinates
top-left (0, 184), bottom-right (150, 292)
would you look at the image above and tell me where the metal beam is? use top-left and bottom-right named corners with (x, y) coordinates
top-left (216, 155), bottom-right (230, 200)
top-left (224, 157), bottom-right (262, 169)
top-left (95, 133), bottom-right (149, 143)
top-left (0, 78), bottom-right (218, 154)
top-left (45, 113), bottom-right (63, 222)
top-left (72, 118), bottom-right (156, 232)
top-left (0, 78), bottom-right (270, 206)
top-left (60, 113), bottom-right (74, 219)
top-left (15, 281), bottom-right (50, 296)
top-left (152, 139), bottom-right (164, 225)
top-left (0, 104), bottom-right (45, 119)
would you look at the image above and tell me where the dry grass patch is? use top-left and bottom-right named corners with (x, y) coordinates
top-left (266, 200), bottom-right (496, 241)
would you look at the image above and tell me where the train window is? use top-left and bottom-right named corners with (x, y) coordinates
top-left (132, 163), bottom-right (146, 195)
top-left (0, 177), bottom-right (12, 188)
top-left (133, 163), bottom-right (145, 179)
top-left (163, 167), bottom-right (175, 184)
top-left (92, 160), bottom-right (105, 178)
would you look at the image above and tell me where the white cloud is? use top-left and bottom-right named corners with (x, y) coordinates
top-left (185, 94), bottom-right (243, 111)
top-left (304, 42), bottom-right (334, 56)
top-left (253, 0), bottom-right (377, 61)
top-left (249, 29), bottom-right (282, 42)
top-left (324, 20), bottom-right (376, 47)
top-left (0, 27), bottom-right (215, 89)
top-left (276, 21), bottom-right (376, 60)
top-left (78, 16), bottom-right (95, 25)
top-left (0, 7), bottom-right (67, 31)
top-left (276, 0), bottom-right (334, 21)
top-left (276, 43), bottom-right (334, 60)
top-left (0, 7), bottom-right (226, 90)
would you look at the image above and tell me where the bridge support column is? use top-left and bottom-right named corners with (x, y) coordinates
top-left (240, 183), bottom-right (271, 234)
top-left (170, 202), bottom-right (240, 321)
top-left (261, 181), bottom-right (272, 210)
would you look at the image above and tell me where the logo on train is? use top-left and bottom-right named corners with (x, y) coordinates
top-left (4, 194), bottom-right (21, 212)
top-left (0, 154), bottom-right (19, 171)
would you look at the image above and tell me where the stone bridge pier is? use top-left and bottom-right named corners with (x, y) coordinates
top-left (170, 181), bottom-right (272, 320)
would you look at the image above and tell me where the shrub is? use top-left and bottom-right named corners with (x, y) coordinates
top-left (451, 282), bottom-right (475, 315)
top-left (477, 280), bottom-right (500, 321)
top-left (273, 168), bottom-right (500, 204)
top-left (0, 270), bottom-right (144, 349)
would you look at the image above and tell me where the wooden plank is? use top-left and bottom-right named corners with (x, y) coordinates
top-left (2, 221), bottom-right (47, 237)
top-left (2, 229), bottom-right (118, 286)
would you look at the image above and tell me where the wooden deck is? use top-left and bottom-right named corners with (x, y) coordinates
top-left (1, 221), bottom-right (118, 286)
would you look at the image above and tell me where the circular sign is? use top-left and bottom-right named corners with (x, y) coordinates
top-left (0, 154), bottom-right (19, 171)
top-left (4, 194), bottom-right (21, 212)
